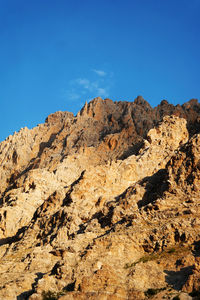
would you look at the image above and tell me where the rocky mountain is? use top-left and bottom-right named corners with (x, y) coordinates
top-left (0, 96), bottom-right (200, 300)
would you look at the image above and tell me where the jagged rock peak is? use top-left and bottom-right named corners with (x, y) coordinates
top-left (134, 95), bottom-right (152, 107)
top-left (79, 96), bottom-right (152, 117)
top-left (0, 96), bottom-right (200, 299)
top-left (45, 110), bottom-right (74, 124)
top-left (79, 97), bottom-right (115, 119)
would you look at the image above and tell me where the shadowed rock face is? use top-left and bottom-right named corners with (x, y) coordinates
top-left (0, 97), bottom-right (199, 196)
top-left (0, 97), bottom-right (200, 299)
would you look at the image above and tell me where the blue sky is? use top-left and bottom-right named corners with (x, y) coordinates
top-left (0, 0), bottom-right (199, 141)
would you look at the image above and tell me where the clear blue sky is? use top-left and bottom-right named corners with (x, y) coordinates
top-left (0, 0), bottom-right (199, 141)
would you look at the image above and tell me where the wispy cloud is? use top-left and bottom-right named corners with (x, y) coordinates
top-left (65, 69), bottom-right (113, 102)
top-left (93, 69), bottom-right (107, 77)
top-left (67, 91), bottom-right (80, 100)
top-left (71, 78), bottom-right (109, 97)
top-left (76, 79), bottom-right (90, 88)
top-left (97, 88), bottom-right (107, 97)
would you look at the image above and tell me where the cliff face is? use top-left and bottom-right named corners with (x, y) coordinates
top-left (0, 97), bottom-right (200, 300)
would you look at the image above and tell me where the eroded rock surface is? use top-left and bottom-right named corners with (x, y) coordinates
top-left (0, 97), bottom-right (200, 300)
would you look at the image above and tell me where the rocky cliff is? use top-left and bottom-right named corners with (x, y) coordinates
top-left (0, 96), bottom-right (200, 300)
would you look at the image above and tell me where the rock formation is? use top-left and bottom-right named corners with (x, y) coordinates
top-left (0, 96), bottom-right (200, 299)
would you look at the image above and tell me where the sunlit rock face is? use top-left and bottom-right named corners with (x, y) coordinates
top-left (0, 97), bottom-right (200, 300)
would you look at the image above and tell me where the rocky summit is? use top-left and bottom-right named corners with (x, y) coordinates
top-left (0, 96), bottom-right (200, 300)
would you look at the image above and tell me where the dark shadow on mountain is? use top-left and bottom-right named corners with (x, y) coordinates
top-left (0, 225), bottom-right (28, 247)
top-left (119, 140), bottom-right (144, 159)
top-left (137, 168), bottom-right (169, 209)
top-left (62, 171), bottom-right (85, 207)
top-left (164, 266), bottom-right (194, 290)
top-left (63, 280), bottom-right (76, 292)
top-left (17, 272), bottom-right (45, 300)
top-left (192, 240), bottom-right (200, 257)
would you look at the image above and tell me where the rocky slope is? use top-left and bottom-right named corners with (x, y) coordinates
top-left (0, 96), bottom-right (200, 300)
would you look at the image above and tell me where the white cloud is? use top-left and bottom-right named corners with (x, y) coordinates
top-left (93, 69), bottom-right (107, 77)
top-left (65, 69), bottom-right (113, 102)
top-left (72, 78), bottom-right (109, 97)
top-left (97, 88), bottom-right (108, 97)
top-left (76, 78), bottom-right (90, 88)
top-left (67, 92), bottom-right (80, 100)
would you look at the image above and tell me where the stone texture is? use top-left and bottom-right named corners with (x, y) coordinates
top-left (0, 97), bottom-right (200, 299)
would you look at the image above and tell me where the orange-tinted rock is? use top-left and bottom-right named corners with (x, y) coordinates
top-left (0, 97), bottom-right (200, 299)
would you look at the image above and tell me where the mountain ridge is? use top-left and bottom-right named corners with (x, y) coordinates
top-left (0, 96), bottom-right (200, 299)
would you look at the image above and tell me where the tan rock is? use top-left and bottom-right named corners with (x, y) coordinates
top-left (0, 98), bottom-right (199, 299)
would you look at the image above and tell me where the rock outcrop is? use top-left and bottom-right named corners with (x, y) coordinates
top-left (0, 96), bottom-right (200, 300)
